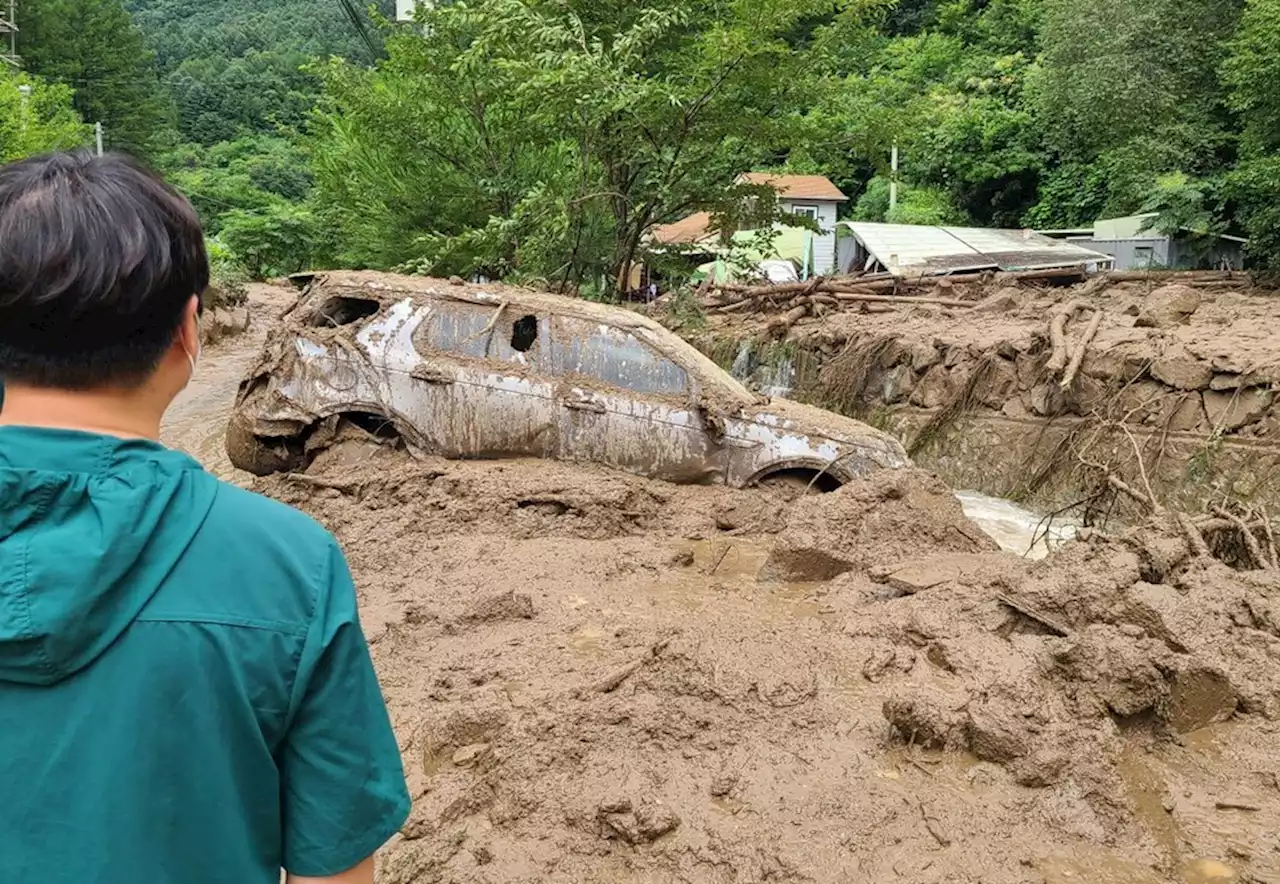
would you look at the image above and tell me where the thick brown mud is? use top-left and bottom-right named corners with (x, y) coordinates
top-left (683, 276), bottom-right (1280, 519)
top-left (161, 286), bottom-right (1280, 884)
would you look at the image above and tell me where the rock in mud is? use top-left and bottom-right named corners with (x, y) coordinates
top-left (911, 364), bottom-right (955, 409)
top-left (967, 697), bottom-right (1035, 763)
top-left (1136, 285), bottom-right (1201, 328)
top-left (1054, 626), bottom-right (1168, 718)
top-left (975, 289), bottom-right (1019, 313)
top-left (1165, 394), bottom-right (1208, 433)
top-left (1164, 664), bottom-right (1237, 733)
top-left (1202, 388), bottom-right (1272, 431)
top-left (761, 469), bottom-right (997, 582)
top-left (883, 683), bottom-right (970, 749)
top-left (1029, 382), bottom-right (1065, 416)
top-left (460, 590), bottom-right (535, 624)
top-left (1151, 346), bottom-right (1213, 391)
top-left (598, 799), bottom-right (681, 845)
top-left (1124, 582), bottom-right (1196, 652)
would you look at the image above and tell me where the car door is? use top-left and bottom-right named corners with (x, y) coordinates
top-left (405, 298), bottom-right (557, 459)
top-left (549, 315), bottom-right (724, 484)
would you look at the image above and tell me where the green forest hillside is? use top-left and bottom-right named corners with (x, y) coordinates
top-left (4, 0), bottom-right (1280, 292)
top-left (123, 0), bottom-right (392, 144)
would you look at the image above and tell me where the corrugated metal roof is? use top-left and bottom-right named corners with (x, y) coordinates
top-left (838, 222), bottom-right (1113, 278)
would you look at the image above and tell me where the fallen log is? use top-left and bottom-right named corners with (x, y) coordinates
top-left (1105, 269), bottom-right (1244, 284)
top-left (1046, 300), bottom-right (1092, 373)
top-left (832, 292), bottom-right (973, 308)
top-left (1059, 308), bottom-right (1103, 390)
top-left (767, 302), bottom-right (810, 336)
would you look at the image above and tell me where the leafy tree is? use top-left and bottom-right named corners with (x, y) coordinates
top-left (1032, 0), bottom-right (1243, 224)
top-left (218, 203), bottom-right (323, 279)
top-left (312, 0), bottom-right (857, 292)
top-left (0, 72), bottom-right (92, 161)
top-left (1224, 0), bottom-right (1280, 267)
top-left (853, 176), bottom-right (965, 225)
top-left (18, 0), bottom-right (174, 157)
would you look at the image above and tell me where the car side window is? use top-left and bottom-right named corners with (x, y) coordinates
top-left (414, 301), bottom-right (548, 366)
top-left (551, 317), bottom-right (689, 395)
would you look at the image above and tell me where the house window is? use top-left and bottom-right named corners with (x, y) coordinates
top-left (792, 205), bottom-right (819, 221)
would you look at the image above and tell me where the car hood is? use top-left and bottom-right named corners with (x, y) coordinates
top-left (741, 397), bottom-right (910, 465)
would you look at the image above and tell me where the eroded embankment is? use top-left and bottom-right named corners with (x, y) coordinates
top-left (677, 276), bottom-right (1279, 518)
top-left (256, 436), bottom-right (1280, 884)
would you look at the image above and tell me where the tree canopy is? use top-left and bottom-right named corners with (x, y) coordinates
top-left (4, 0), bottom-right (1280, 281)
top-left (18, 0), bottom-right (174, 157)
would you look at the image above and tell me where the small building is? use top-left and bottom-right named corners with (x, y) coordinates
top-left (1041, 214), bottom-right (1247, 271)
top-left (649, 173), bottom-right (849, 276)
top-left (396, 0), bottom-right (443, 20)
top-left (836, 222), bottom-right (1114, 278)
top-left (736, 174), bottom-right (848, 274)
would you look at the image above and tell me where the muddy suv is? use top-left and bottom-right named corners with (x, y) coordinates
top-left (226, 272), bottom-right (909, 488)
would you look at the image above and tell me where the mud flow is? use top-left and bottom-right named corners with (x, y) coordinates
top-left (163, 286), bottom-right (1279, 884)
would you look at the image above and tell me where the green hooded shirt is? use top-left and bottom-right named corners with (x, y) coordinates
top-left (0, 427), bottom-right (410, 882)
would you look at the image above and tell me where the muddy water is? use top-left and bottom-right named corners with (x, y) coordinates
top-left (956, 490), bottom-right (1078, 560)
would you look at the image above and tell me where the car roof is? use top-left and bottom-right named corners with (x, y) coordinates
top-left (301, 271), bottom-right (756, 405)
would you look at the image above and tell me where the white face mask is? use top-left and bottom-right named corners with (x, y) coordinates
top-left (183, 316), bottom-right (202, 380)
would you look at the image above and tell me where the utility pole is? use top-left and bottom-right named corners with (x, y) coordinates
top-left (95, 121), bottom-right (103, 156)
top-left (0, 0), bottom-right (18, 68)
top-left (889, 143), bottom-right (899, 213)
top-left (17, 81), bottom-right (29, 134)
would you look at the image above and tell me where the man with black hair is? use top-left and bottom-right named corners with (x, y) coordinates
top-left (0, 151), bottom-right (409, 883)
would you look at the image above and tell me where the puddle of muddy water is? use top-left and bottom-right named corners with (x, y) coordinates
top-left (679, 538), bottom-right (831, 618)
top-left (1041, 852), bottom-right (1240, 884)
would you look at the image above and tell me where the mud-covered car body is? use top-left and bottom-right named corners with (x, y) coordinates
top-left (227, 272), bottom-right (909, 486)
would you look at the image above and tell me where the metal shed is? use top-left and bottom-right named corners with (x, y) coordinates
top-left (1048, 214), bottom-right (1248, 271)
top-left (837, 223), bottom-right (1114, 278)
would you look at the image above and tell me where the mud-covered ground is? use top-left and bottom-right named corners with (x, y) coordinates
top-left (681, 276), bottom-right (1280, 516)
top-left (163, 286), bottom-right (1279, 884)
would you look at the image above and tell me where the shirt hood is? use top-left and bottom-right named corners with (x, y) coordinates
top-left (0, 427), bottom-right (217, 686)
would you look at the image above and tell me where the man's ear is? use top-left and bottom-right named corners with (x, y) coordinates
top-left (178, 295), bottom-right (201, 357)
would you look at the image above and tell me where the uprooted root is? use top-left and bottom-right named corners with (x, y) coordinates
top-left (1071, 418), bottom-right (1279, 571)
top-left (817, 334), bottom-right (897, 414)
top-left (908, 355), bottom-right (1000, 456)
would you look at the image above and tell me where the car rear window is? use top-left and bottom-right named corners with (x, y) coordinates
top-left (415, 302), bottom-right (548, 365)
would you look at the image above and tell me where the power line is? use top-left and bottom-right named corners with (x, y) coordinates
top-left (336, 0), bottom-right (379, 61)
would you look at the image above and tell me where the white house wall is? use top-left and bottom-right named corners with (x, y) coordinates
top-left (780, 199), bottom-right (840, 274)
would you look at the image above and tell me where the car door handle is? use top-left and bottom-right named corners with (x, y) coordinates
top-left (562, 397), bottom-right (606, 414)
top-left (411, 365), bottom-right (455, 385)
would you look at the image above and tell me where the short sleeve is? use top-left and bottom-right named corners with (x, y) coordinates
top-left (279, 542), bottom-right (410, 877)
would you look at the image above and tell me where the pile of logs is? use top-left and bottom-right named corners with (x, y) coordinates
top-left (695, 267), bottom-right (1253, 337)
top-left (700, 268), bottom-right (1087, 336)
top-left (700, 268), bottom-right (1250, 313)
